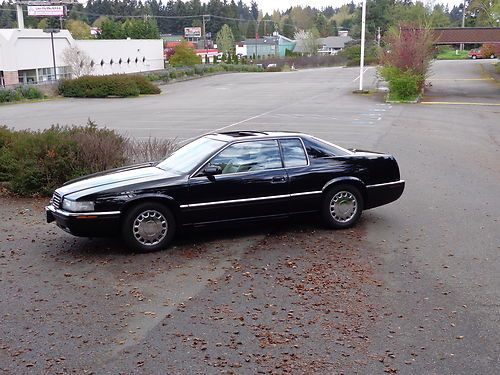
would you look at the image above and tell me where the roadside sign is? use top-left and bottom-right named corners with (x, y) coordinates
top-left (184, 27), bottom-right (202, 38)
top-left (28, 5), bottom-right (66, 17)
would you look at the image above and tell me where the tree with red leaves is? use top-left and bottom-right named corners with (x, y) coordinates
top-left (379, 22), bottom-right (435, 100)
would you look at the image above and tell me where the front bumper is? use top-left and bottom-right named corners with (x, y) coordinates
top-left (46, 205), bottom-right (121, 237)
top-left (365, 180), bottom-right (405, 210)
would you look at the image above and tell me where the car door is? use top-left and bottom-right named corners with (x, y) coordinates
top-left (185, 139), bottom-right (290, 224)
top-left (279, 138), bottom-right (323, 213)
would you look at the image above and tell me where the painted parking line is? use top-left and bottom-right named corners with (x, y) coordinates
top-left (430, 78), bottom-right (495, 81)
top-left (420, 101), bottom-right (500, 106)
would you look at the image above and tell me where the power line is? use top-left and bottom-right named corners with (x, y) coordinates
top-left (0, 6), bottom-right (351, 31)
top-left (70, 10), bottom-right (202, 19)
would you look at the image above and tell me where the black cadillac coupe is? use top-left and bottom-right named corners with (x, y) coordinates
top-left (46, 131), bottom-right (405, 252)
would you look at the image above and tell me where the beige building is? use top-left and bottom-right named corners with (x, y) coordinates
top-left (0, 28), bottom-right (164, 87)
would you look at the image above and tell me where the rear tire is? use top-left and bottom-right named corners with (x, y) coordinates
top-left (122, 202), bottom-right (176, 252)
top-left (322, 184), bottom-right (363, 229)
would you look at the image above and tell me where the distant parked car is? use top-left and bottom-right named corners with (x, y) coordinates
top-left (468, 47), bottom-right (496, 59)
top-left (46, 131), bottom-right (405, 252)
top-left (468, 49), bottom-right (482, 59)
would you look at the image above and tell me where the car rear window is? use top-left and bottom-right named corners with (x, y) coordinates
top-left (305, 137), bottom-right (351, 158)
top-left (280, 139), bottom-right (308, 167)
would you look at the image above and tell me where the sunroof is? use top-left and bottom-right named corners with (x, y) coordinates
top-left (221, 131), bottom-right (268, 137)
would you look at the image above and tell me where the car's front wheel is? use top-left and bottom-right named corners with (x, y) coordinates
top-left (322, 185), bottom-right (363, 229)
top-left (122, 202), bottom-right (176, 252)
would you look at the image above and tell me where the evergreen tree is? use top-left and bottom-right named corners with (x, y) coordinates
top-left (216, 24), bottom-right (235, 53)
top-left (331, 20), bottom-right (339, 36)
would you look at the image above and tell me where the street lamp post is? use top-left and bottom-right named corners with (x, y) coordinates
top-left (43, 28), bottom-right (60, 81)
top-left (358, 0), bottom-right (367, 92)
top-left (460, 0), bottom-right (466, 51)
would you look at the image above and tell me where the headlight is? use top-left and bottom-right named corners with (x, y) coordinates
top-left (62, 199), bottom-right (95, 212)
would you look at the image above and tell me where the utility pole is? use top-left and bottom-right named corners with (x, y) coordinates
top-left (358, 0), bottom-right (367, 92)
top-left (460, 0), bottom-right (466, 51)
top-left (202, 14), bottom-right (209, 63)
top-left (377, 27), bottom-right (381, 47)
top-left (16, 3), bottom-right (24, 29)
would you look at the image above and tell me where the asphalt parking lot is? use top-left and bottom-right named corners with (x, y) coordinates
top-left (1, 59), bottom-right (499, 374)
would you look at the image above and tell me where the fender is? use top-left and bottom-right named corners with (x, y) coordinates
top-left (120, 193), bottom-right (181, 216)
top-left (322, 176), bottom-right (366, 192)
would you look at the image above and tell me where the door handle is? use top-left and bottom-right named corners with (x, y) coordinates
top-left (271, 176), bottom-right (288, 184)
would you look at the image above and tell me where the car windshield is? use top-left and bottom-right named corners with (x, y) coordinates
top-left (156, 136), bottom-right (226, 174)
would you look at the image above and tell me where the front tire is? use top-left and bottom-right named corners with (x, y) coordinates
top-left (322, 185), bottom-right (363, 229)
top-left (122, 202), bottom-right (176, 252)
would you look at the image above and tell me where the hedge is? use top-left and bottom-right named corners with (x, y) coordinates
top-left (0, 121), bottom-right (176, 196)
top-left (59, 74), bottom-right (160, 98)
top-left (147, 63), bottom-right (265, 83)
top-left (0, 86), bottom-right (44, 103)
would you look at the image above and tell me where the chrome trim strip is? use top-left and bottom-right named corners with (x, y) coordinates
top-left (46, 205), bottom-right (120, 217)
top-left (181, 194), bottom-right (290, 208)
top-left (181, 190), bottom-right (322, 209)
top-left (366, 180), bottom-right (405, 188)
top-left (290, 191), bottom-right (322, 197)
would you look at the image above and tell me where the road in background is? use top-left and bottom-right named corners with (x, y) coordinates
top-left (1, 59), bottom-right (499, 374)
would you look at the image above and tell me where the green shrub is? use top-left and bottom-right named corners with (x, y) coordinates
top-left (59, 75), bottom-right (160, 98)
top-left (146, 73), bottom-right (161, 81)
top-left (128, 75), bottom-right (161, 94)
top-left (0, 121), bottom-right (177, 196)
top-left (59, 75), bottom-right (138, 98)
top-left (0, 126), bottom-right (80, 195)
top-left (16, 85), bottom-right (44, 99)
top-left (0, 86), bottom-right (44, 103)
top-left (0, 122), bottom-right (126, 195)
top-left (380, 65), bottom-right (424, 101)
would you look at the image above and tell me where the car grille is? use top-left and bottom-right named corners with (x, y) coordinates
top-left (52, 193), bottom-right (62, 209)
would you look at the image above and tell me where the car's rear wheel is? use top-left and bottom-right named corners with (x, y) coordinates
top-left (322, 185), bottom-right (363, 229)
top-left (472, 55), bottom-right (477, 59)
top-left (122, 202), bottom-right (175, 252)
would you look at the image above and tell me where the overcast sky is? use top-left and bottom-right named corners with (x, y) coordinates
top-left (252, 0), bottom-right (465, 14)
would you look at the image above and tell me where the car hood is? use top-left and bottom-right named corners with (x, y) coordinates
top-left (56, 164), bottom-right (175, 197)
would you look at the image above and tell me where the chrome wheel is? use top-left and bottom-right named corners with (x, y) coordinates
top-left (330, 191), bottom-right (358, 223)
top-left (133, 210), bottom-right (168, 246)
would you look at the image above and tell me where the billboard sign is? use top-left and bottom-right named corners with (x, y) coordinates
top-left (184, 27), bottom-right (202, 38)
top-left (27, 5), bottom-right (66, 17)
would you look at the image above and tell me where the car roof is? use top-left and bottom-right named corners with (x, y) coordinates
top-left (206, 131), bottom-right (306, 142)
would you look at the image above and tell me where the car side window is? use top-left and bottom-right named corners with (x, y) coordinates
top-left (280, 139), bottom-right (308, 167)
top-left (209, 140), bottom-right (282, 174)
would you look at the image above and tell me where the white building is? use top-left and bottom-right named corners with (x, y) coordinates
top-left (0, 28), bottom-right (164, 87)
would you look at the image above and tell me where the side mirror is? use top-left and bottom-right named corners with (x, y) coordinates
top-left (203, 165), bottom-right (222, 177)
